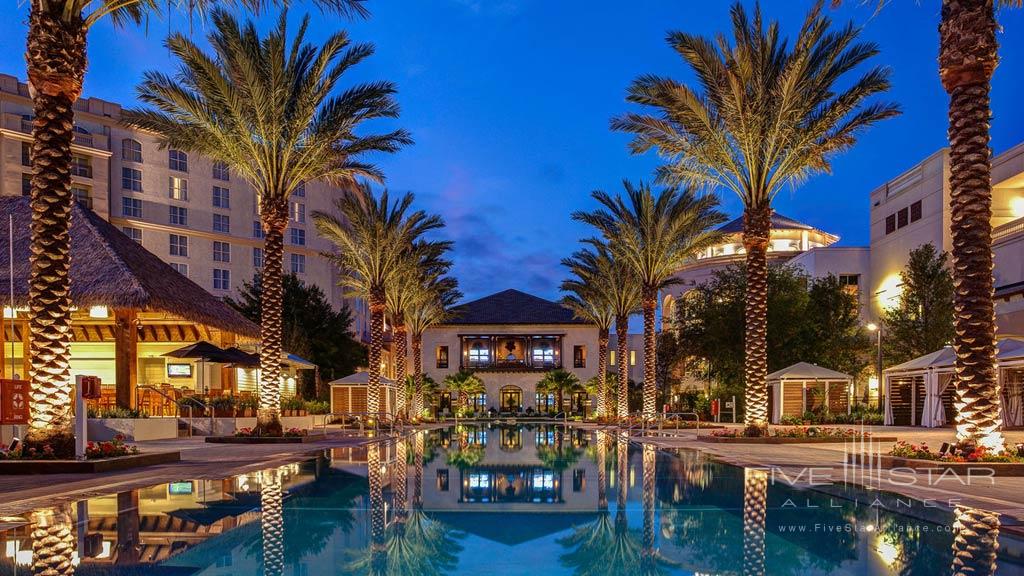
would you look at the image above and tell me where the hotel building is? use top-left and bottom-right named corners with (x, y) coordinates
top-left (0, 73), bottom-right (371, 341)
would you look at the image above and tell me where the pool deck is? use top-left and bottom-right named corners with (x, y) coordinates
top-left (630, 424), bottom-right (1024, 525)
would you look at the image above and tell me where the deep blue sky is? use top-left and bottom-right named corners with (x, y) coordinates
top-left (3, 1), bottom-right (1023, 304)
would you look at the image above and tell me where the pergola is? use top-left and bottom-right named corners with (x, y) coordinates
top-left (0, 197), bottom-right (259, 410)
top-left (767, 362), bottom-right (853, 424)
top-left (883, 338), bottom-right (1024, 427)
top-left (328, 371), bottom-right (399, 416)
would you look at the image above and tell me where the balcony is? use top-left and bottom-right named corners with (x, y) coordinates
top-left (460, 335), bottom-right (562, 372)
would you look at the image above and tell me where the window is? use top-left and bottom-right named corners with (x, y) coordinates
top-left (910, 200), bottom-right (922, 223)
top-left (293, 181), bottom-right (305, 197)
top-left (252, 221), bottom-right (265, 239)
top-left (897, 207), bottom-right (909, 229)
top-left (213, 214), bottom-right (230, 233)
top-left (121, 227), bottom-right (142, 243)
top-left (253, 247), bottom-right (264, 268)
top-left (21, 142), bottom-right (30, 166)
top-left (290, 228), bottom-right (306, 246)
top-left (122, 197), bottom-right (142, 218)
top-left (213, 241), bottom-right (231, 263)
top-left (885, 214), bottom-right (896, 235)
top-left (170, 262), bottom-right (188, 276)
top-left (436, 346), bottom-right (449, 369)
top-left (169, 234), bottom-right (189, 257)
top-left (212, 161), bottom-right (230, 181)
top-left (21, 174), bottom-right (31, 196)
top-left (436, 469), bottom-right (449, 492)
top-left (629, 350), bottom-right (637, 366)
top-left (839, 274), bottom-right (860, 298)
top-left (572, 469), bottom-right (586, 492)
top-left (291, 202), bottom-right (305, 224)
top-left (122, 167), bottom-right (143, 192)
top-left (468, 343), bottom-right (489, 366)
top-left (169, 205), bottom-right (188, 226)
top-left (71, 155), bottom-right (92, 178)
top-left (168, 149), bottom-right (188, 172)
top-left (213, 268), bottom-right (230, 291)
top-left (71, 185), bottom-right (92, 209)
top-left (168, 176), bottom-right (188, 201)
top-left (573, 345), bottom-right (586, 368)
top-left (609, 350), bottom-right (616, 366)
top-left (290, 253), bottom-right (305, 274)
top-left (212, 186), bottom-right (230, 209)
top-left (532, 343), bottom-right (555, 365)
top-left (121, 139), bottom-right (142, 162)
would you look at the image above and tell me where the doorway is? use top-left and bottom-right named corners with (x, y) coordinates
top-left (500, 386), bottom-right (522, 412)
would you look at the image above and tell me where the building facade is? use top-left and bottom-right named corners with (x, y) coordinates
top-left (421, 289), bottom-right (599, 413)
top-left (0, 73), bottom-right (370, 340)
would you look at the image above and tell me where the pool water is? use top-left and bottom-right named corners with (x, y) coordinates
top-left (0, 424), bottom-right (1019, 575)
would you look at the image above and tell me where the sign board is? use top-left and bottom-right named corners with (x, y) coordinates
top-left (0, 379), bottom-right (29, 425)
top-left (725, 401), bottom-right (734, 408)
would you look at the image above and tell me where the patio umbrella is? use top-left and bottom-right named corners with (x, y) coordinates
top-left (163, 341), bottom-right (236, 395)
top-left (222, 347), bottom-right (260, 367)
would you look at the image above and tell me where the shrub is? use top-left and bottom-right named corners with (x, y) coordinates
top-left (305, 400), bottom-right (330, 415)
top-left (209, 396), bottom-right (237, 410)
top-left (281, 396), bottom-right (306, 411)
top-left (88, 407), bottom-right (149, 419)
top-left (237, 396), bottom-right (260, 411)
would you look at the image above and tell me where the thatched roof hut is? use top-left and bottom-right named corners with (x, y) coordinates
top-left (0, 196), bottom-right (257, 337)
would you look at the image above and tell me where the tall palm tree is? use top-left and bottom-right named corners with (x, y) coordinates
top-left (537, 369), bottom-right (583, 414)
top-left (20, 0), bottom-right (366, 446)
top-left (443, 370), bottom-right (485, 413)
top-left (407, 278), bottom-right (460, 419)
top-left (387, 241), bottom-right (453, 418)
top-left (575, 182), bottom-right (724, 419)
top-left (939, 0), bottom-right (1021, 452)
top-left (612, 1), bottom-right (898, 428)
top-left (562, 259), bottom-right (616, 418)
top-left (123, 10), bottom-right (407, 434)
top-left (314, 188), bottom-right (442, 419)
top-left (564, 246), bottom-right (640, 420)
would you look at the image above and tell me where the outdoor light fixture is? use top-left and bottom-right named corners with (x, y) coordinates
top-left (1011, 196), bottom-right (1024, 219)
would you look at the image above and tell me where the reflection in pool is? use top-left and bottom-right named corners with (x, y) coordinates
top-left (0, 424), bottom-right (1018, 575)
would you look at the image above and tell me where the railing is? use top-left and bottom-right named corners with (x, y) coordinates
top-left (327, 411), bottom-right (403, 434)
top-left (994, 218), bottom-right (1024, 243)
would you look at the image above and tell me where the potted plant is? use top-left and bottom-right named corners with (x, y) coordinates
top-left (281, 396), bottom-right (306, 417)
top-left (305, 400), bottom-right (330, 415)
top-left (178, 395), bottom-right (207, 416)
top-left (209, 395), bottom-right (237, 417)
top-left (237, 396), bottom-right (259, 417)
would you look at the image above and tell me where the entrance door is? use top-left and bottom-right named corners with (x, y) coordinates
top-left (439, 392), bottom-right (452, 415)
top-left (500, 386), bottom-right (522, 412)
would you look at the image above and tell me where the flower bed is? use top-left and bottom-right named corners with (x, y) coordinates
top-left (847, 442), bottom-right (1024, 477)
top-left (0, 435), bottom-right (179, 473)
top-left (888, 441), bottom-right (1024, 463)
top-left (699, 426), bottom-right (896, 444)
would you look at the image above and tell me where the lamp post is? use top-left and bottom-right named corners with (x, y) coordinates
top-left (867, 323), bottom-right (883, 409)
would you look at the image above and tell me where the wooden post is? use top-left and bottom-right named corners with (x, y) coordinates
top-left (113, 309), bottom-right (138, 410)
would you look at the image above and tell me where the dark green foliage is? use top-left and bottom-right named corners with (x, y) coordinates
top-left (229, 273), bottom-right (367, 399)
top-left (881, 243), bottom-right (955, 366)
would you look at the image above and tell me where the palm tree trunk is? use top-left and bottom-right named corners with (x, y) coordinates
top-left (616, 314), bottom-right (629, 420)
top-left (951, 505), bottom-right (1000, 576)
top-left (641, 289), bottom-right (658, 420)
top-left (368, 288), bottom-right (386, 418)
top-left (24, 6), bottom-right (86, 444)
top-left (394, 319), bottom-right (407, 417)
top-left (940, 0), bottom-right (1004, 453)
top-left (598, 328), bottom-right (609, 418)
top-left (31, 505), bottom-right (75, 576)
top-left (412, 334), bottom-right (423, 419)
top-left (742, 205), bottom-right (771, 428)
top-left (257, 215), bottom-right (287, 436)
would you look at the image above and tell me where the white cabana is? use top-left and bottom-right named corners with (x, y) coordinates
top-left (768, 362), bottom-right (853, 424)
top-left (328, 371), bottom-right (399, 416)
top-left (884, 338), bottom-right (1024, 427)
top-left (997, 339), bottom-right (1024, 427)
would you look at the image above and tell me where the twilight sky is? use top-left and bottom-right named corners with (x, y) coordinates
top-left (2, 1), bottom-right (1023, 304)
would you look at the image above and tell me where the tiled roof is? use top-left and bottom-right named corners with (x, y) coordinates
top-left (717, 213), bottom-right (816, 233)
top-left (444, 289), bottom-right (590, 325)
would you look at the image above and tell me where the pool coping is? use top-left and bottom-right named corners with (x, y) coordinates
top-left (0, 451), bottom-right (181, 474)
top-left (846, 452), bottom-right (1024, 476)
top-left (204, 435), bottom-right (320, 444)
top-left (696, 435), bottom-right (898, 444)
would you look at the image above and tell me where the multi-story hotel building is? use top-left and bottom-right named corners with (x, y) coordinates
top-left (0, 73), bottom-right (370, 340)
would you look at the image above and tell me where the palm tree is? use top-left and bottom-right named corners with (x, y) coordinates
top-left (123, 10), bottom-right (407, 434)
top-left (443, 370), bottom-right (485, 413)
top-left (407, 279), bottom-right (460, 418)
top-left (575, 182), bottom-right (724, 419)
top-left (562, 259), bottom-right (616, 418)
top-left (612, 1), bottom-right (898, 428)
top-left (939, 0), bottom-right (1020, 452)
top-left (537, 369), bottom-right (583, 415)
top-left (314, 188), bottom-right (442, 419)
top-left (19, 0), bottom-right (366, 447)
top-left (564, 246), bottom-right (640, 420)
top-left (387, 242), bottom-right (454, 418)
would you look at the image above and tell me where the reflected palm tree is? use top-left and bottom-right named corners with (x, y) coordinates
top-left (596, 431), bottom-right (609, 510)
top-left (30, 504), bottom-right (75, 576)
top-left (261, 467), bottom-right (285, 576)
top-left (537, 428), bottom-right (583, 472)
top-left (617, 432), bottom-right (629, 514)
top-left (394, 438), bottom-right (409, 520)
top-left (414, 431), bottom-right (425, 507)
top-left (951, 505), bottom-right (1000, 576)
top-left (367, 442), bottom-right (387, 573)
top-left (742, 468), bottom-right (768, 576)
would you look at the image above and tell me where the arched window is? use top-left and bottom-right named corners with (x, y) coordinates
top-left (122, 138), bottom-right (142, 163)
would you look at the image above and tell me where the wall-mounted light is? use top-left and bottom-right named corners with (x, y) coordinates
top-left (88, 305), bottom-right (109, 318)
top-left (1011, 196), bottom-right (1024, 219)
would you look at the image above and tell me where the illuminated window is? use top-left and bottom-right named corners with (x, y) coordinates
top-left (169, 176), bottom-right (188, 201)
top-left (573, 345), bottom-right (586, 368)
top-left (630, 350), bottom-right (637, 366)
top-left (437, 469), bottom-right (449, 491)
top-left (291, 202), bottom-right (305, 223)
top-left (436, 346), bottom-right (449, 369)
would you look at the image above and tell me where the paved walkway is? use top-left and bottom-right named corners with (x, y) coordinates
top-left (0, 432), bottom-right (372, 516)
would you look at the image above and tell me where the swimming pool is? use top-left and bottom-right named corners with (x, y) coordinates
top-left (0, 424), bottom-right (1016, 575)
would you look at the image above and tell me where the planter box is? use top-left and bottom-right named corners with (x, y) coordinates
top-left (205, 435), bottom-right (318, 444)
top-left (0, 451), bottom-right (180, 474)
top-left (88, 418), bottom-right (179, 442)
top-left (698, 435), bottom-right (898, 444)
top-left (846, 453), bottom-right (1024, 476)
